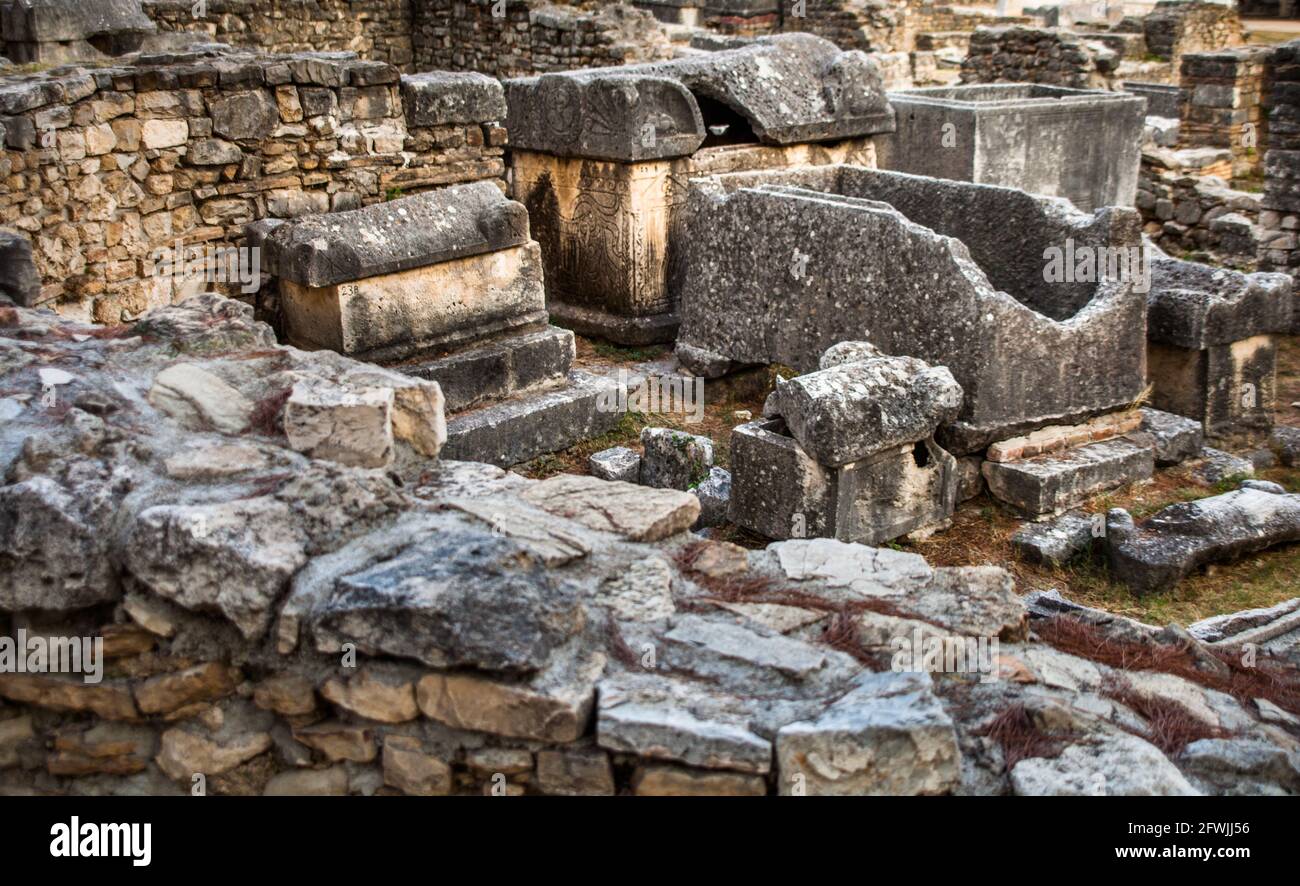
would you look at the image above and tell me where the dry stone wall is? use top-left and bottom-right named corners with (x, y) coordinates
top-left (142, 0), bottom-right (416, 70)
top-left (0, 48), bottom-right (507, 324)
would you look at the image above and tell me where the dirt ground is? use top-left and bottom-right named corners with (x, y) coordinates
top-left (521, 334), bottom-right (1300, 626)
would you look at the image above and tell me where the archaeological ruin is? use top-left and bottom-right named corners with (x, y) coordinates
top-left (0, 0), bottom-right (1299, 811)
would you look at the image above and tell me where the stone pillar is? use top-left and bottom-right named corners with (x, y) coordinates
top-left (1178, 47), bottom-right (1272, 186)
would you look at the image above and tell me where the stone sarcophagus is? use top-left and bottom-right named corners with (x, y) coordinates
top-left (505, 33), bottom-right (896, 344)
top-left (1, 0), bottom-right (155, 64)
top-left (1146, 252), bottom-right (1296, 441)
top-left (676, 164), bottom-right (1150, 455)
top-left (877, 84), bottom-right (1146, 212)
top-left (255, 183), bottom-right (623, 468)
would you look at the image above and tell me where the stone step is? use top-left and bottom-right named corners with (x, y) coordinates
top-left (394, 325), bottom-right (574, 413)
top-left (982, 435), bottom-right (1155, 518)
top-left (442, 370), bottom-right (630, 468)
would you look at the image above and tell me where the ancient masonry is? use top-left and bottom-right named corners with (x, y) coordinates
top-left (0, 0), bottom-right (1299, 799)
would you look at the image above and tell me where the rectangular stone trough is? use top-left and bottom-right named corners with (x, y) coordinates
top-left (878, 83), bottom-right (1146, 212)
top-left (675, 164), bottom-right (1150, 455)
top-left (505, 33), bottom-right (896, 344)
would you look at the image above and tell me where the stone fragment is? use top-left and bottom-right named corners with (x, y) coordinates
top-left (1192, 447), bottom-right (1255, 485)
top-left (1180, 738), bottom-right (1300, 795)
top-left (292, 722), bottom-right (376, 763)
top-left (320, 667), bottom-right (418, 724)
top-left (402, 72), bottom-right (506, 126)
top-left (0, 675), bottom-right (137, 720)
top-left (693, 467), bottom-right (731, 529)
top-left (775, 671), bottom-right (959, 796)
top-left (263, 766), bottom-right (348, 796)
top-left (187, 138), bottom-right (243, 166)
top-left (252, 675), bottom-right (316, 717)
top-left (148, 363), bottom-right (254, 434)
top-left (632, 764), bottom-right (767, 796)
top-left (639, 427), bottom-right (714, 491)
top-left (1010, 733), bottom-right (1199, 796)
top-left (588, 446), bottom-right (641, 483)
top-left (383, 735), bottom-right (452, 796)
top-left (596, 556), bottom-right (676, 622)
top-left (1106, 485), bottom-right (1300, 594)
top-left (0, 230), bottom-right (40, 307)
top-left (535, 749), bottom-right (615, 796)
top-left (661, 614), bottom-right (829, 684)
top-left (134, 663), bottom-right (239, 715)
top-left (164, 443), bottom-right (271, 480)
top-left (465, 748), bottom-right (533, 776)
top-left (156, 727), bottom-right (271, 781)
top-left (210, 90), bottom-right (280, 141)
top-left (1140, 407), bottom-right (1204, 466)
top-left (982, 437), bottom-right (1154, 517)
top-left (1272, 426), bottom-right (1300, 467)
top-left (521, 474), bottom-right (699, 542)
top-left (444, 497), bottom-right (589, 567)
top-left (282, 378), bottom-right (395, 469)
top-left (773, 350), bottom-right (962, 466)
top-left (1011, 512), bottom-right (1095, 567)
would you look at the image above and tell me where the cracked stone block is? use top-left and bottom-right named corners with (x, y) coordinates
top-left (640, 427), bottom-right (714, 491)
top-left (1140, 407), bottom-right (1204, 466)
top-left (982, 435), bottom-right (1155, 517)
top-left (1106, 483), bottom-right (1300, 594)
top-left (1011, 512), bottom-right (1096, 567)
top-left (520, 473), bottom-right (699, 542)
top-left (776, 671), bottom-right (960, 796)
top-left (401, 71), bottom-right (506, 127)
top-left (1271, 426), bottom-right (1300, 467)
top-left (1011, 732), bottom-right (1198, 796)
top-left (1192, 446), bottom-right (1255, 485)
top-left (283, 378), bottom-right (395, 469)
top-left (589, 446), bottom-right (641, 483)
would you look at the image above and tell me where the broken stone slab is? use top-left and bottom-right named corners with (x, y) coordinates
top-left (1147, 256), bottom-right (1295, 352)
top-left (259, 182), bottom-right (531, 289)
top-left (505, 33), bottom-right (893, 162)
top-left (282, 378), bottom-right (395, 469)
top-left (693, 467), bottom-right (731, 529)
top-left (639, 427), bottom-right (714, 490)
top-left (124, 497), bottom-right (309, 639)
top-left (1011, 512), bottom-right (1096, 567)
top-left (589, 446), bottom-right (641, 484)
top-left (631, 763), bottom-right (767, 796)
top-left (443, 496), bottom-right (590, 567)
top-left (771, 348), bottom-right (962, 466)
top-left (595, 555), bottom-right (676, 623)
top-left (148, 363), bottom-right (254, 435)
top-left (308, 519), bottom-right (584, 674)
top-left (660, 614), bottom-right (833, 685)
top-left (1105, 484), bottom-right (1300, 594)
top-left (675, 165), bottom-right (1148, 455)
top-left (441, 371), bottom-right (627, 468)
top-left (1179, 737), bottom-right (1300, 796)
top-left (1192, 446), bottom-right (1255, 486)
top-left (1140, 407), bottom-right (1204, 466)
top-left (397, 325), bottom-right (572, 414)
top-left (982, 436), bottom-right (1155, 518)
top-left (520, 474), bottom-right (699, 543)
top-left (0, 231), bottom-right (40, 307)
top-left (776, 671), bottom-right (960, 796)
top-left (1010, 732), bottom-right (1199, 796)
top-left (1188, 598), bottom-right (1300, 644)
top-left (1272, 426), bottom-right (1300, 468)
top-left (400, 72), bottom-right (506, 127)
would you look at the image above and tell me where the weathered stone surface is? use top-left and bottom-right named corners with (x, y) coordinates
top-left (293, 721), bottom-right (376, 763)
top-left (263, 766), bottom-right (348, 796)
top-left (1147, 256), bottom-right (1295, 351)
top-left (134, 663), bottom-right (239, 716)
top-left (776, 671), bottom-right (959, 796)
top-left (676, 165), bottom-right (1147, 455)
top-left (444, 497), bottom-right (590, 567)
top-left (772, 349), bottom-right (962, 466)
top-left (283, 378), bottom-right (395, 469)
top-left (124, 497), bottom-right (308, 639)
top-left (632, 763), bottom-right (767, 796)
top-left (589, 446), bottom-right (641, 483)
top-left (1140, 407), bottom-right (1204, 466)
top-left (535, 749), bottom-right (615, 796)
top-left (210, 89), bottom-right (280, 141)
top-left (1273, 426), bottom-right (1300, 468)
top-left (401, 72), bottom-right (505, 126)
top-left (148, 363), bottom-right (254, 434)
top-left (261, 182), bottom-right (530, 288)
top-left (982, 436), bottom-right (1154, 517)
top-left (320, 667), bottom-right (417, 724)
top-left (640, 427), bottom-right (713, 490)
top-left (596, 556), bottom-right (675, 622)
top-left (521, 474), bottom-right (699, 542)
top-left (1011, 512), bottom-right (1095, 567)
top-left (1180, 738), bottom-right (1300, 796)
top-left (310, 522), bottom-right (583, 674)
top-left (156, 726), bottom-right (271, 781)
top-left (416, 649), bottom-right (606, 743)
top-left (1011, 732), bottom-right (1199, 796)
top-left (0, 675), bottom-right (137, 720)
top-left (187, 138), bottom-right (243, 166)
top-left (505, 33), bottom-right (892, 161)
top-left (1193, 447), bottom-right (1255, 485)
top-left (252, 675), bottom-right (316, 717)
top-left (1189, 598), bottom-right (1300, 643)
top-left (728, 418), bottom-right (832, 540)
top-left (1106, 484), bottom-right (1300, 594)
top-left (693, 467), bottom-right (731, 529)
top-left (383, 735), bottom-right (452, 796)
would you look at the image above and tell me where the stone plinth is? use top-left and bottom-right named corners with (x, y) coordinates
top-left (878, 83), bottom-right (1146, 212)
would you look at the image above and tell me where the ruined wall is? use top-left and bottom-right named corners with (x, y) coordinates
top-left (1179, 47), bottom-right (1271, 186)
top-left (0, 51), bottom-right (507, 324)
top-left (142, 0), bottom-right (416, 70)
top-left (411, 0), bottom-right (674, 77)
top-left (1138, 154), bottom-right (1262, 269)
top-left (1142, 1), bottom-right (1243, 66)
top-left (1260, 40), bottom-right (1300, 276)
top-left (960, 27), bottom-right (1108, 88)
top-left (779, 0), bottom-right (910, 53)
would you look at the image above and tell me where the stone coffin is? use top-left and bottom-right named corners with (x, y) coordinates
top-left (1, 0), bottom-right (155, 64)
top-left (877, 84), bottom-right (1146, 212)
top-left (1145, 253), bottom-right (1295, 440)
top-left (676, 164), bottom-right (1149, 455)
top-left (505, 33), bottom-right (896, 344)
top-left (255, 184), bottom-right (623, 468)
